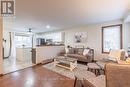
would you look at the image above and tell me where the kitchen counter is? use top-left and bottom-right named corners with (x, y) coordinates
top-left (32, 45), bottom-right (65, 64)
top-left (36, 45), bottom-right (64, 47)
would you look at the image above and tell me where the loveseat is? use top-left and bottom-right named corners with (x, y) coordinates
top-left (59, 47), bottom-right (94, 63)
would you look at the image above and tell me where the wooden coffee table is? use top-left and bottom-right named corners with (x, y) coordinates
top-left (54, 56), bottom-right (77, 71)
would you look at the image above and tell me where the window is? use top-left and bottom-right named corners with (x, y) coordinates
top-left (15, 35), bottom-right (32, 48)
top-left (102, 24), bottom-right (122, 53)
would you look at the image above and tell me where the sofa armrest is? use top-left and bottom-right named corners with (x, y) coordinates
top-left (85, 49), bottom-right (94, 62)
top-left (57, 50), bottom-right (66, 56)
top-left (89, 49), bottom-right (94, 60)
top-left (86, 53), bottom-right (92, 57)
top-left (85, 54), bottom-right (93, 62)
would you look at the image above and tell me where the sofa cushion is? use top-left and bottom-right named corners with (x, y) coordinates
top-left (108, 50), bottom-right (125, 61)
top-left (67, 54), bottom-right (86, 59)
top-left (66, 54), bottom-right (90, 62)
top-left (77, 48), bottom-right (84, 55)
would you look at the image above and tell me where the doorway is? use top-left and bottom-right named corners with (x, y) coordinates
top-left (3, 31), bottom-right (34, 74)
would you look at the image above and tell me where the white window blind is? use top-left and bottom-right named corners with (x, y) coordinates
top-left (102, 25), bottom-right (122, 53)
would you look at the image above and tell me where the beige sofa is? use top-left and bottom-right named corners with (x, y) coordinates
top-left (96, 50), bottom-right (126, 69)
top-left (59, 47), bottom-right (94, 63)
top-left (74, 63), bottom-right (130, 87)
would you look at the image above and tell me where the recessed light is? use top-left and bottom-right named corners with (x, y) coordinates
top-left (46, 25), bottom-right (50, 29)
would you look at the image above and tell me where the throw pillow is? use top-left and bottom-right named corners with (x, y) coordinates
top-left (65, 48), bottom-right (69, 53)
top-left (83, 49), bottom-right (90, 56)
top-left (78, 48), bottom-right (84, 55)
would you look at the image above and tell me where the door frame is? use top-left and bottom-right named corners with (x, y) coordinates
top-left (0, 17), bottom-right (3, 75)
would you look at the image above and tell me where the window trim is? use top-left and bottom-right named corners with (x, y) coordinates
top-left (102, 24), bottom-right (123, 54)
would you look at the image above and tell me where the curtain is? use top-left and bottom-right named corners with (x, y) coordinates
top-left (10, 32), bottom-right (16, 64)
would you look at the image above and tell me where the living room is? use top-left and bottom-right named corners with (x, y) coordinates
top-left (0, 0), bottom-right (130, 87)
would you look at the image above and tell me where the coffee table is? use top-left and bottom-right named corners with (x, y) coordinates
top-left (54, 56), bottom-right (77, 71)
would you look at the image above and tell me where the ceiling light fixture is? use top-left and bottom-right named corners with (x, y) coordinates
top-left (46, 25), bottom-right (50, 29)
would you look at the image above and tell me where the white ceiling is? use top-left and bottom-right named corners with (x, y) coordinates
top-left (4, 0), bottom-right (130, 32)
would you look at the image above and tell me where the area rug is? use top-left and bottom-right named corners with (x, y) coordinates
top-left (43, 62), bottom-right (96, 79)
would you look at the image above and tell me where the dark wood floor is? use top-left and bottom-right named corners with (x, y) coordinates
top-left (0, 65), bottom-right (74, 87)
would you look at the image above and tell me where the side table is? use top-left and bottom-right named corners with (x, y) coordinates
top-left (87, 63), bottom-right (101, 76)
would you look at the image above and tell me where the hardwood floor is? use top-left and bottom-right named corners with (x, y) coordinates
top-left (0, 64), bottom-right (74, 87)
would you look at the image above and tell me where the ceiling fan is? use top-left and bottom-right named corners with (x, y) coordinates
top-left (27, 28), bottom-right (34, 35)
top-left (28, 28), bottom-right (32, 33)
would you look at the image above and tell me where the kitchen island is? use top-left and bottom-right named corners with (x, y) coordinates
top-left (32, 45), bottom-right (65, 64)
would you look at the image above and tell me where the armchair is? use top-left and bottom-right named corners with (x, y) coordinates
top-left (74, 63), bottom-right (130, 87)
top-left (96, 49), bottom-right (126, 69)
top-left (105, 63), bottom-right (130, 87)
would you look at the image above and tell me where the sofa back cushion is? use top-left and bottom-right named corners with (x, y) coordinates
top-left (67, 48), bottom-right (84, 54)
top-left (77, 48), bottom-right (84, 55)
top-left (108, 50), bottom-right (125, 61)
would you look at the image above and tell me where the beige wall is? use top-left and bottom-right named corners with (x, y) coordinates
top-left (123, 23), bottom-right (130, 49)
top-left (64, 20), bottom-right (130, 60)
top-left (0, 18), bottom-right (3, 74)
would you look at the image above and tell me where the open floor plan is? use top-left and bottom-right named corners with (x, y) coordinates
top-left (0, 0), bottom-right (130, 87)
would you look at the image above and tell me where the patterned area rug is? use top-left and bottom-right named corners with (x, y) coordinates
top-left (43, 62), bottom-right (96, 79)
